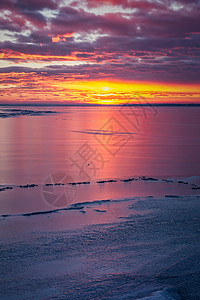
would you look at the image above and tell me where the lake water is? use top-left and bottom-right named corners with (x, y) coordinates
top-left (0, 106), bottom-right (200, 186)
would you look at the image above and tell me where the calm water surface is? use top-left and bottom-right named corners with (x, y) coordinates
top-left (0, 106), bottom-right (199, 186)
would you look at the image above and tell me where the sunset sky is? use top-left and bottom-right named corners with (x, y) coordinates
top-left (0, 0), bottom-right (200, 104)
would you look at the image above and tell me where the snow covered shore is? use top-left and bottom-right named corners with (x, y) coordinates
top-left (1, 194), bottom-right (200, 299)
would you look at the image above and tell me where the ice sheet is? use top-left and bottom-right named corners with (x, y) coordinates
top-left (1, 195), bottom-right (200, 299)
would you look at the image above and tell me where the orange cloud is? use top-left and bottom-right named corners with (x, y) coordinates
top-left (51, 33), bottom-right (74, 43)
top-left (0, 49), bottom-right (77, 61)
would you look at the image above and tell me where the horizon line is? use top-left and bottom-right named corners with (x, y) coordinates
top-left (0, 103), bottom-right (200, 107)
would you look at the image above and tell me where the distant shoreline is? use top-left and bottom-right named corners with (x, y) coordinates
top-left (0, 103), bottom-right (200, 107)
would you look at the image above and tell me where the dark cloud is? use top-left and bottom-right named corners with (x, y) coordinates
top-left (0, 0), bottom-right (58, 11)
top-left (50, 7), bottom-right (135, 36)
top-left (85, 0), bottom-right (200, 8)
top-left (1, 57), bottom-right (199, 84)
top-left (21, 11), bottom-right (47, 27)
top-left (0, 0), bottom-right (200, 85)
top-left (85, 0), bottom-right (165, 10)
top-left (0, 0), bottom-right (59, 29)
top-left (49, 2), bottom-right (200, 40)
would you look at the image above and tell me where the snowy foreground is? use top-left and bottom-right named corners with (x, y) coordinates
top-left (1, 195), bottom-right (200, 299)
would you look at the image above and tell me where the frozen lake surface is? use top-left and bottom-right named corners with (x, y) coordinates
top-left (1, 193), bottom-right (200, 299)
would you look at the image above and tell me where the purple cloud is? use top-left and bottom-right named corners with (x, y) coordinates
top-left (0, 0), bottom-right (199, 85)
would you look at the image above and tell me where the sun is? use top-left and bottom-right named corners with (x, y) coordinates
top-left (102, 86), bottom-right (111, 91)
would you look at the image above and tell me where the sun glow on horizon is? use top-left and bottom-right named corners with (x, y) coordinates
top-left (1, 74), bottom-right (200, 104)
top-left (58, 80), bottom-right (200, 93)
top-left (61, 80), bottom-right (200, 104)
top-left (102, 86), bottom-right (112, 92)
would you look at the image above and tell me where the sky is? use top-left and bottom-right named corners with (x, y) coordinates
top-left (0, 0), bottom-right (200, 104)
